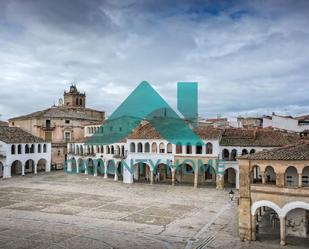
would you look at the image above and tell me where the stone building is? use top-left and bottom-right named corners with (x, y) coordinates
top-left (238, 142), bottom-right (309, 246)
top-left (9, 85), bottom-right (105, 169)
top-left (0, 126), bottom-right (51, 178)
top-left (66, 119), bottom-right (302, 191)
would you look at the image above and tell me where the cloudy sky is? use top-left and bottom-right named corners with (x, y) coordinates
top-left (1, 0), bottom-right (309, 120)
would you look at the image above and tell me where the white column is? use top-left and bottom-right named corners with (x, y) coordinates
top-left (280, 216), bottom-right (286, 246)
top-left (34, 161), bottom-right (37, 174)
top-left (298, 173), bottom-right (302, 188)
top-left (236, 169), bottom-right (240, 189)
top-left (104, 164), bottom-right (107, 178)
top-left (22, 162), bottom-right (25, 176)
top-left (150, 170), bottom-right (153, 184)
top-left (84, 161), bottom-right (88, 175)
top-left (192, 145), bottom-right (196, 155)
top-left (114, 167), bottom-right (118, 181)
top-left (94, 164), bottom-right (97, 177)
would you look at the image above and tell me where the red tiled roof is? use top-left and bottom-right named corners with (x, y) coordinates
top-left (240, 142), bottom-right (309, 160)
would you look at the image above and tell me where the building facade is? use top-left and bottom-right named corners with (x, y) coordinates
top-left (238, 143), bottom-right (309, 245)
top-left (0, 126), bottom-right (51, 178)
top-left (9, 85), bottom-right (105, 169)
top-left (66, 121), bottom-right (302, 191)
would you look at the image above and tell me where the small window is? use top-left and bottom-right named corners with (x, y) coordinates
top-left (64, 132), bottom-right (71, 142)
top-left (65, 120), bottom-right (70, 124)
top-left (119, 127), bottom-right (122, 132)
top-left (110, 126), bottom-right (113, 132)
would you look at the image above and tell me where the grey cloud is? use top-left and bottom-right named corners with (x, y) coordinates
top-left (0, 0), bottom-right (309, 120)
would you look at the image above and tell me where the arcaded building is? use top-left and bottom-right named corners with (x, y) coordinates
top-left (238, 142), bottom-right (309, 246)
top-left (9, 85), bottom-right (104, 169)
top-left (0, 126), bottom-right (51, 178)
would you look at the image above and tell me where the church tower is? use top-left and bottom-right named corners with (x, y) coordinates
top-left (63, 85), bottom-right (86, 108)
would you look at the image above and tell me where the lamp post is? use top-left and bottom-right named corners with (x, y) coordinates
top-left (229, 189), bottom-right (235, 202)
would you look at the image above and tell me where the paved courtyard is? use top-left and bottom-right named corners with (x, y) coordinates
top-left (0, 172), bottom-right (307, 249)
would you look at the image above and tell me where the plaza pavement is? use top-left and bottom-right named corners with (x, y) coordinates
top-left (0, 172), bottom-right (307, 249)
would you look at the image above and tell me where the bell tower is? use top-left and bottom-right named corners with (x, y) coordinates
top-left (63, 84), bottom-right (86, 108)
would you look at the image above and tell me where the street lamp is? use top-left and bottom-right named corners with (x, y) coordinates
top-left (229, 189), bottom-right (235, 202)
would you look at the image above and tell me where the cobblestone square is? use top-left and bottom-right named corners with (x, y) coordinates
top-left (0, 172), bottom-right (307, 249)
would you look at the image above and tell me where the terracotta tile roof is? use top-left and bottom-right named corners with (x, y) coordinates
top-left (0, 121), bottom-right (8, 127)
top-left (9, 106), bottom-right (104, 121)
top-left (219, 128), bottom-right (300, 147)
top-left (128, 122), bottom-right (224, 140)
top-left (128, 122), bottom-right (162, 139)
top-left (0, 127), bottom-right (45, 143)
top-left (240, 142), bottom-right (309, 160)
top-left (194, 127), bottom-right (224, 139)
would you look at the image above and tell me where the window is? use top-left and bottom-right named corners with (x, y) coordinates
top-left (196, 143), bottom-right (203, 154)
top-left (186, 143), bottom-right (192, 154)
top-left (43, 144), bottom-right (47, 153)
top-left (45, 120), bottom-right (51, 129)
top-left (76, 98), bottom-right (79, 105)
top-left (38, 144), bottom-right (42, 153)
top-left (25, 144), bottom-right (30, 154)
top-left (64, 132), bottom-right (71, 142)
top-left (206, 143), bottom-right (213, 154)
top-left (18, 145), bottom-right (22, 154)
top-left (159, 143), bottom-right (165, 153)
top-left (65, 120), bottom-right (70, 124)
top-left (176, 143), bottom-right (182, 154)
top-left (80, 99), bottom-right (82, 106)
top-left (11, 145), bottom-right (16, 155)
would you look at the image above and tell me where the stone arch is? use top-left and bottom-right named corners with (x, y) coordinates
top-left (251, 200), bottom-right (282, 217)
top-left (37, 158), bottom-right (47, 172)
top-left (241, 149), bottom-right (248, 155)
top-left (302, 166), bottom-right (309, 187)
top-left (25, 159), bottom-right (35, 173)
top-left (96, 159), bottom-right (104, 176)
top-left (265, 165), bottom-right (276, 184)
top-left (224, 167), bottom-right (236, 187)
top-left (251, 165), bottom-right (262, 183)
top-left (110, 145), bottom-right (115, 154)
top-left (133, 162), bottom-right (151, 183)
top-left (156, 163), bottom-right (171, 182)
top-left (206, 142), bottom-right (213, 154)
top-left (177, 162), bottom-right (194, 184)
top-left (159, 142), bottom-right (165, 153)
top-left (250, 149), bottom-right (256, 154)
top-left (11, 160), bottom-right (22, 175)
top-left (144, 142), bottom-right (150, 153)
top-left (130, 142), bottom-right (135, 153)
top-left (137, 142), bottom-right (143, 153)
top-left (281, 201), bottom-right (309, 217)
top-left (231, 149), bottom-right (237, 161)
top-left (204, 163), bottom-right (216, 182)
top-left (151, 142), bottom-right (157, 153)
top-left (222, 149), bottom-right (229, 161)
top-left (285, 166), bottom-right (298, 187)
